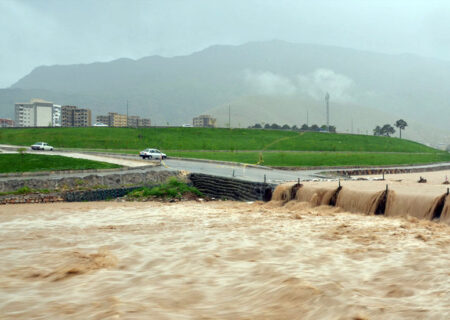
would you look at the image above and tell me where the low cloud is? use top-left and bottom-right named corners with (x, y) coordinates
top-left (297, 69), bottom-right (355, 102)
top-left (244, 70), bottom-right (297, 95)
top-left (244, 69), bottom-right (355, 103)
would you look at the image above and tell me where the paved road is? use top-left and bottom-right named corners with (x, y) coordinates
top-left (0, 145), bottom-right (323, 183)
top-left (161, 159), bottom-right (323, 183)
top-left (1, 144), bottom-right (449, 184)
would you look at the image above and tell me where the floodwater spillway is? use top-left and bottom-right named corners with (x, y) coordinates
top-left (271, 183), bottom-right (449, 225)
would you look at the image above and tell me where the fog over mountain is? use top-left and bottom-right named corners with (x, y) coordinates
top-left (1, 40), bottom-right (449, 145)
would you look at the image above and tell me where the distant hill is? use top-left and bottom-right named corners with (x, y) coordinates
top-left (1, 40), bottom-right (449, 145)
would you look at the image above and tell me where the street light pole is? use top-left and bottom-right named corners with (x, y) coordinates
top-left (325, 92), bottom-right (330, 132)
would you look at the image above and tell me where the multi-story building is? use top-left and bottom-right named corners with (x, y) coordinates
top-left (193, 114), bottom-right (216, 128)
top-left (127, 115), bottom-right (151, 127)
top-left (53, 105), bottom-right (61, 127)
top-left (96, 115), bottom-right (110, 126)
top-left (0, 118), bottom-right (14, 127)
top-left (96, 113), bottom-right (151, 127)
top-left (15, 99), bottom-right (54, 127)
top-left (139, 118), bottom-right (151, 127)
top-left (61, 105), bottom-right (92, 127)
top-left (111, 113), bottom-right (128, 127)
top-left (127, 115), bottom-right (140, 127)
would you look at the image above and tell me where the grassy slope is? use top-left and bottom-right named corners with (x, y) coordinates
top-left (0, 127), bottom-right (439, 153)
top-left (0, 154), bottom-right (121, 173)
top-left (168, 151), bottom-right (450, 167)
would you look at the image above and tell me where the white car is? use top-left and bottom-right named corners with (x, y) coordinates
top-left (139, 148), bottom-right (167, 160)
top-left (31, 142), bottom-right (53, 151)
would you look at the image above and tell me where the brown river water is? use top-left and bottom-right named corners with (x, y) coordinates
top-left (0, 200), bottom-right (449, 319)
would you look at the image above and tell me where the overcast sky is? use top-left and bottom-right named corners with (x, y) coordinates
top-left (1, 0), bottom-right (449, 88)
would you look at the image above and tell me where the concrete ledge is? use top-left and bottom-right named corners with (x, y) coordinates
top-left (324, 164), bottom-right (450, 176)
top-left (272, 162), bottom-right (450, 171)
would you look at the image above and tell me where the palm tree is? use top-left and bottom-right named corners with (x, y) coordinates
top-left (394, 119), bottom-right (408, 139)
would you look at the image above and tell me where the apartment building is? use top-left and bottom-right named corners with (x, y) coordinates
top-left (96, 113), bottom-right (151, 127)
top-left (15, 99), bottom-right (54, 127)
top-left (95, 115), bottom-right (108, 125)
top-left (0, 118), bottom-right (14, 127)
top-left (193, 114), bottom-right (216, 128)
top-left (127, 115), bottom-right (151, 127)
top-left (112, 113), bottom-right (128, 127)
top-left (53, 105), bottom-right (61, 126)
top-left (61, 105), bottom-right (92, 127)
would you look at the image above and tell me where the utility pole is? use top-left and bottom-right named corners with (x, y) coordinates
top-left (126, 100), bottom-right (129, 127)
top-left (325, 92), bottom-right (330, 132)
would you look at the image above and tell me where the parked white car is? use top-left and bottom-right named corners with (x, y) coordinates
top-left (31, 142), bottom-right (54, 151)
top-left (139, 148), bottom-right (167, 160)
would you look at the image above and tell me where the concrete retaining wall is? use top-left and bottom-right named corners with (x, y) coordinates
top-left (189, 173), bottom-right (275, 201)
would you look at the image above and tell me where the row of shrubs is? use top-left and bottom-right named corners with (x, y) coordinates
top-left (127, 177), bottom-right (202, 199)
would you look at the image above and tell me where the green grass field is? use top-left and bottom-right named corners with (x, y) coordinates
top-left (0, 154), bottom-right (121, 173)
top-left (168, 151), bottom-right (450, 167)
top-left (0, 127), bottom-right (447, 167)
top-left (0, 127), bottom-right (438, 153)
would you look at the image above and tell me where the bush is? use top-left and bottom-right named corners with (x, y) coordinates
top-left (14, 186), bottom-right (32, 195)
top-left (127, 178), bottom-right (202, 199)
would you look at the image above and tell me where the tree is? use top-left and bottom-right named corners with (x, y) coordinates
top-left (394, 119), bottom-right (408, 139)
top-left (329, 125), bottom-right (336, 133)
top-left (282, 124), bottom-right (290, 130)
top-left (292, 125), bottom-right (298, 131)
top-left (310, 124), bottom-right (319, 131)
top-left (380, 124), bottom-right (395, 137)
top-left (373, 126), bottom-right (382, 136)
top-left (264, 123), bottom-right (270, 129)
top-left (270, 123), bottom-right (281, 129)
top-left (300, 124), bottom-right (309, 131)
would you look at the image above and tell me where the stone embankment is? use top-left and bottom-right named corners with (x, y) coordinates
top-left (1, 173), bottom-right (277, 204)
top-left (1, 194), bottom-right (64, 205)
top-left (0, 170), bottom-right (178, 193)
top-left (189, 173), bottom-right (275, 201)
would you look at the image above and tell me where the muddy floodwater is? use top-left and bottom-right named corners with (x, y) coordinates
top-left (0, 201), bottom-right (449, 319)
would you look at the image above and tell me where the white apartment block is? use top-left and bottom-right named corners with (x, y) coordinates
top-left (15, 99), bottom-right (54, 127)
top-left (53, 105), bottom-right (61, 126)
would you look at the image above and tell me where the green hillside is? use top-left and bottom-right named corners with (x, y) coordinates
top-left (168, 151), bottom-right (450, 167)
top-left (0, 127), bottom-right (439, 153)
top-left (0, 154), bottom-right (120, 173)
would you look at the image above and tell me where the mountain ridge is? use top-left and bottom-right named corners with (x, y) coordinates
top-left (2, 40), bottom-right (449, 146)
